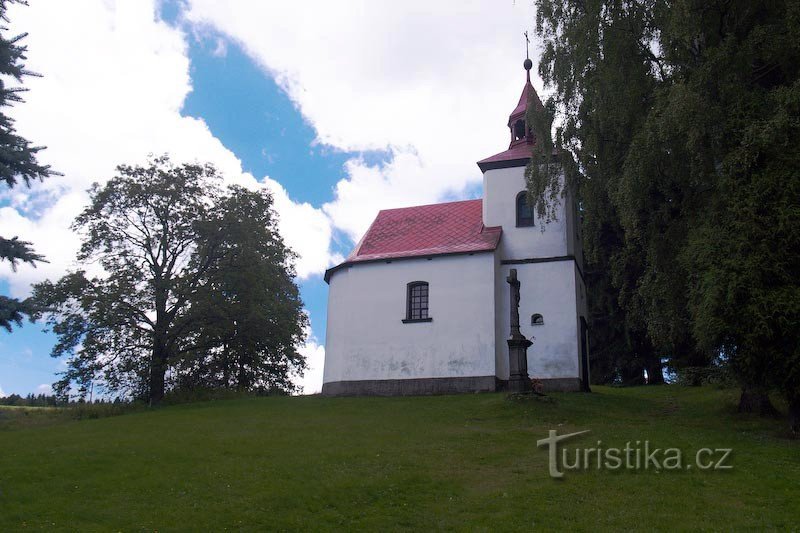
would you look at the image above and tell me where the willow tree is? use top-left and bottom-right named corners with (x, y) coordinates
top-left (529, 0), bottom-right (800, 429)
top-left (527, 0), bottom-right (680, 384)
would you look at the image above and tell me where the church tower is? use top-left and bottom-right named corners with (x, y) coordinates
top-left (477, 59), bottom-right (590, 392)
top-left (321, 55), bottom-right (589, 397)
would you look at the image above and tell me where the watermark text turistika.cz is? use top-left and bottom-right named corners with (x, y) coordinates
top-left (536, 430), bottom-right (732, 479)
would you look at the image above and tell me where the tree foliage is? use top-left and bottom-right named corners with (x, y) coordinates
top-left (0, 0), bottom-right (55, 331)
top-left (32, 157), bottom-right (307, 403)
top-left (530, 0), bottom-right (800, 429)
top-left (177, 186), bottom-right (308, 392)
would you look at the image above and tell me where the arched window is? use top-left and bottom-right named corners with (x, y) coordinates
top-left (403, 281), bottom-right (432, 323)
top-left (531, 313), bottom-right (544, 325)
top-left (516, 191), bottom-right (535, 227)
top-left (513, 119), bottom-right (526, 141)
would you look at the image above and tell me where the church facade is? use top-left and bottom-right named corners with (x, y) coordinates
top-left (322, 60), bottom-right (589, 395)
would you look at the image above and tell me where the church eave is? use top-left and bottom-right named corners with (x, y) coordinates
top-left (477, 156), bottom-right (531, 172)
top-left (324, 246), bottom-right (499, 284)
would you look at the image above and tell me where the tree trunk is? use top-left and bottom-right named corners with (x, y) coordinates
top-left (150, 280), bottom-right (169, 405)
top-left (645, 356), bottom-right (665, 385)
top-left (789, 396), bottom-right (800, 436)
top-left (621, 363), bottom-right (645, 386)
top-left (237, 354), bottom-right (248, 391)
top-left (222, 342), bottom-right (230, 388)
top-left (149, 341), bottom-right (167, 405)
top-left (737, 387), bottom-right (778, 416)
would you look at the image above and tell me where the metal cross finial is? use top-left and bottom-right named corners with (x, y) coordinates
top-left (524, 31), bottom-right (530, 60)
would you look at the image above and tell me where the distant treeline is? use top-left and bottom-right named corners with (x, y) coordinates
top-left (0, 393), bottom-right (59, 407)
top-left (0, 394), bottom-right (123, 407)
top-left (0, 393), bottom-right (128, 407)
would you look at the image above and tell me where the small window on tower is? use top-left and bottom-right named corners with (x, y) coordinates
top-left (513, 119), bottom-right (526, 140)
top-left (403, 282), bottom-right (432, 323)
top-left (532, 313), bottom-right (544, 325)
top-left (516, 191), bottom-right (535, 227)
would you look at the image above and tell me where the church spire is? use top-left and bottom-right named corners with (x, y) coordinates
top-left (507, 39), bottom-right (542, 148)
top-left (476, 45), bottom-right (547, 172)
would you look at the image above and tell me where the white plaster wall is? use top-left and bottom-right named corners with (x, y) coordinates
top-left (324, 253), bottom-right (496, 384)
top-left (484, 163), bottom-right (580, 381)
top-left (493, 253), bottom-right (508, 381)
top-left (494, 261), bottom-right (580, 380)
top-left (482, 165), bottom-right (568, 261)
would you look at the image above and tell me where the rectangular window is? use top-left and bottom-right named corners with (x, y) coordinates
top-left (404, 282), bottom-right (432, 323)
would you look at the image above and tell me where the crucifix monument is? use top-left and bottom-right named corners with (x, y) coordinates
top-left (506, 268), bottom-right (532, 392)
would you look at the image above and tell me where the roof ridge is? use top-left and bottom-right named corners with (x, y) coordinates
top-left (376, 197), bottom-right (481, 214)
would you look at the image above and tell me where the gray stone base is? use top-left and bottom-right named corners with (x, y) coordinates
top-left (321, 376), bottom-right (498, 397)
top-left (321, 376), bottom-right (584, 396)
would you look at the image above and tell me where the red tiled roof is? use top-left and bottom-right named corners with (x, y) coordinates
top-left (477, 142), bottom-right (534, 170)
top-left (508, 77), bottom-right (542, 123)
top-left (477, 68), bottom-right (545, 172)
top-left (509, 65), bottom-right (545, 120)
top-left (478, 65), bottom-right (542, 172)
top-left (325, 199), bottom-right (501, 282)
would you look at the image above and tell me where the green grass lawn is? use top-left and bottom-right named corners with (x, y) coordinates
top-left (0, 386), bottom-right (797, 531)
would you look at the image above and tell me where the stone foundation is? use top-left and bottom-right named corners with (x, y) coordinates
top-left (321, 376), bottom-right (498, 396)
top-left (321, 375), bottom-right (583, 396)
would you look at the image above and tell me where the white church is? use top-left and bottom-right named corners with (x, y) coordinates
top-left (322, 59), bottom-right (589, 395)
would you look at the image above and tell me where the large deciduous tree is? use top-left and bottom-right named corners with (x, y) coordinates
top-left (0, 0), bottom-right (55, 331)
top-left (177, 186), bottom-right (308, 393)
top-left (32, 157), bottom-right (307, 403)
top-left (529, 0), bottom-right (800, 430)
top-left (33, 157), bottom-right (222, 403)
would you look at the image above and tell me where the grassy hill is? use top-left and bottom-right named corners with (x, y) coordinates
top-left (1, 386), bottom-right (797, 531)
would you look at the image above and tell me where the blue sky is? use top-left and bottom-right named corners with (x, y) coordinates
top-left (0, 1), bottom-right (537, 396)
top-left (1, 8), bottom-right (353, 396)
top-left (178, 26), bottom-right (391, 345)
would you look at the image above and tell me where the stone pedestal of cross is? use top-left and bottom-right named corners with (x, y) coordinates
top-left (506, 268), bottom-right (533, 393)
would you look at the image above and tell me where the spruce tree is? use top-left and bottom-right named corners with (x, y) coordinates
top-left (0, 0), bottom-right (55, 331)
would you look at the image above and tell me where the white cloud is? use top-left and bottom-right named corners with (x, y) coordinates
top-left (0, 191), bottom-right (89, 297)
top-left (262, 177), bottom-right (337, 278)
top-left (1, 0), bottom-right (336, 297)
top-left (183, 0), bottom-right (540, 239)
top-left (211, 36), bottom-right (228, 58)
top-left (35, 383), bottom-right (53, 395)
top-left (0, 385), bottom-right (5, 398)
top-left (2, 1), bottom-right (543, 396)
top-left (296, 331), bottom-right (326, 395)
top-left (0, 1), bottom-right (338, 393)
top-left (178, 1), bottom-right (542, 395)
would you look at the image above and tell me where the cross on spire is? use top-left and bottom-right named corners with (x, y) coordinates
top-left (523, 32), bottom-right (533, 74)
top-left (524, 31), bottom-right (530, 60)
